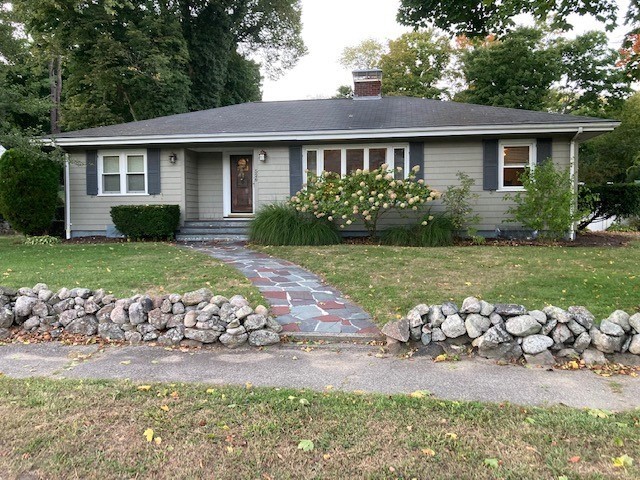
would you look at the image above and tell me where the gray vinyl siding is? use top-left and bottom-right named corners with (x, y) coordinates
top-left (68, 148), bottom-right (186, 234)
top-left (423, 137), bottom-right (571, 232)
top-left (185, 150), bottom-right (199, 220)
top-left (196, 152), bottom-right (223, 219)
top-left (255, 147), bottom-right (290, 210)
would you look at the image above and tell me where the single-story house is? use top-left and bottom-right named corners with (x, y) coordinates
top-left (51, 69), bottom-right (619, 240)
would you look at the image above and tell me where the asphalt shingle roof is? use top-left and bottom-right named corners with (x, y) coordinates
top-left (54, 96), bottom-right (613, 139)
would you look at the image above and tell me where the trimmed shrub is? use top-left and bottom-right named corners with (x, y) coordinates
top-left (249, 203), bottom-right (341, 246)
top-left (381, 213), bottom-right (454, 247)
top-left (110, 205), bottom-right (180, 240)
top-left (24, 235), bottom-right (61, 245)
top-left (578, 183), bottom-right (640, 230)
top-left (0, 147), bottom-right (61, 236)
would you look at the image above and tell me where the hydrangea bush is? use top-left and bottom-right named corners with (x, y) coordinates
top-left (289, 164), bottom-right (441, 237)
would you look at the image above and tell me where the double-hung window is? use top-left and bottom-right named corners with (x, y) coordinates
top-left (498, 140), bottom-right (535, 190)
top-left (98, 150), bottom-right (148, 195)
top-left (302, 144), bottom-right (410, 180)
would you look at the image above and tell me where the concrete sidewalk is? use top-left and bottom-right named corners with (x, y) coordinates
top-left (1, 341), bottom-right (638, 410)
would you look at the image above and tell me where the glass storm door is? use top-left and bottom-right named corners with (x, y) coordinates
top-left (230, 154), bottom-right (253, 213)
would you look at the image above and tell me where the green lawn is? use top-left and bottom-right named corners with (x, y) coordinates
top-left (256, 239), bottom-right (640, 325)
top-left (0, 237), bottom-right (262, 304)
top-left (0, 377), bottom-right (638, 479)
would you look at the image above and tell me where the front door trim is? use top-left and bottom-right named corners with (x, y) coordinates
top-left (222, 149), bottom-right (255, 217)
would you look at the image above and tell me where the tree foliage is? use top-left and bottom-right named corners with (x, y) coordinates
top-left (397, 0), bottom-right (619, 36)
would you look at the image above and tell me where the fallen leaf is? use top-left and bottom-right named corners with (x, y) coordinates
top-left (154, 436), bottom-right (162, 445)
top-left (299, 398), bottom-right (310, 406)
top-left (484, 458), bottom-right (499, 469)
top-left (297, 439), bottom-right (314, 452)
top-left (612, 454), bottom-right (633, 468)
top-left (421, 448), bottom-right (435, 457)
top-left (568, 456), bottom-right (581, 463)
top-left (245, 382), bottom-right (253, 389)
top-left (445, 432), bottom-right (458, 441)
top-left (120, 360), bottom-right (131, 365)
top-left (409, 390), bottom-right (431, 399)
top-left (137, 385), bottom-right (152, 391)
top-left (160, 405), bottom-right (170, 412)
top-left (323, 453), bottom-right (331, 460)
top-left (206, 388), bottom-right (215, 394)
top-left (325, 385), bottom-right (334, 390)
top-left (143, 428), bottom-right (154, 442)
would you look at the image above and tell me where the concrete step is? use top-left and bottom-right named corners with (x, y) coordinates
top-left (176, 234), bottom-right (249, 242)
top-left (183, 219), bottom-right (252, 228)
top-left (179, 227), bottom-right (250, 235)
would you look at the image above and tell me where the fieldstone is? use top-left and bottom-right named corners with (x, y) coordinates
top-left (567, 319), bottom-right (586, 336)
top-left (478, 341), bottom-right (523, 360)
top-left (98, 323), bottom-right (125, 340)
top-left (0, 308), bottom-right (13, 328)
top-left (428, 305), bottom-right (445, 327)
top-left (229, 295), bottom-right (249, 308)
top-left (226, 325), bottom-right (247, 336)
top-left (23, 316), bottom-right (40, 330)
top-left (38, 289), bottom-right (54, 302)
top-left (76, 288), bottom-right (92, 299)
top-left (505, 315), bottom-right (541, 337)
top-left (524, 350), bottom-right (556, 367)
top-left (172, 302), bottom-right (185, 315)
top-left (464, 314), bottom-right (491, 339)
top-left (431, 328), bottom-right (446, 342)
top-left (166, 293), bottom-right (180, 304)
top-left (219, 332), bottom-right (248, 348)
top-left (93, 289), bottom-right (105, 304)
top-left (102, 294), bottom-right (116, 305)
top-left (381, 318), bottom-right (410, 343)
top-left (495, 304), bottom-right (526, 317)
top-left (66, 316), bottom-right (98, 336)
top-left (421, 328), bottom-right (432, 345)
top-left (552, 324), bottom-right (572, 345)
top-left (600, 320), bottom-right (625, 337)
top-left (210, 295), bottom-right (229, 307)
top-left (52, 298), bottom-right (74, 314)
top-left (529, 310), bottom-right (547, 325)
top-left (180, 339), bottom-right (203, 348)
top-left (441, 302), bottom-right (458, 316)
top-left (568, 306), bottom-right (595, 330)
top-left (409, 326), bottom-right (422, 342)
top-left (248, 329), bottom-right (280, 347)
top-left (622, 335), bottom-right (632, 353)
top-left (629, 334), bottom-right (640, 355)
top-left (157, 299), bottom-right (170, 314)
top-left (541, 318), bottom-right (558, 336)
top-left (31, 302), bottom-right (48, 318)
top-left (128, 302), bottom-right (146, 325)
top-left (522, 334), bottom-right (554, 354)
top-left (480, 300), bottom-right (495, 317)
top-left (14, 296), bottom-right (38, 317)
top-left (557, 348), bottom-right (579, 358)
top-left (143, 331), bottom-right (159, 342)
top-left (96, 304), bottom-right (115, 323)
top-left (114, 298), bottom-right (132, 310)
top-left (385, 337), bottom-right (404, 354)
top-left (58, 309), bottom-right (78, 327)
top-left (74, 297), bottom-right (85, 306)
top-left (482, 324), bottom-right (512, 346)
top-left (629, 313), bottom-right (640, 333)
top-left (265, 316), bottom-right (283, 334)
top-left (184, 328), bottom-right (221, 343)
top-left (32, 283), bottom-right (48, 293)
top-left (137, 323), bottom-right (158, 335)
top-left (110, 305), bottom-right (128, 325)
top-left (125, 331), bottom-right (143, 343)
top-left (573, 331), bottom-right (592, 353)
top-left (255, 305), bottom-right (269, 317)
top-left (182, 288), bottom-right (213, 306)
top-left (489, 312), bottom-right (504, 326)
top-left (543, 306), bottom-right (572, 323)
top-left (220, 303), bottom-right (237, 323)
top-left (235, 305), bottom-right (254, 321)
top-left (18, 287), bottom-right (34, 296)
top-left (57, 287), bottom-right (71, 300)
top-left (582, 348), bottom-right (607, 365)
top-left (226, 318), bottom-right (241, 329)
top-left (460, 297), bottom-right (482, 314)
top-left (590, 328), bottom-right (625, 353)
top-left (607, 310), bottom-right (631, 333)
top-left (407, 304), bottom-right (429, 327)
top-left (158, 327), bottom-right (185, 346)
top-left (148, 308), bottom-right (167, 330)
top-left (166, 314), bottom-right (185, 329)
top-left (75, 305), bottom-right (86, 317)
top-left (0, 328), bottom-right (10, 339)
top-left (121, 323), bottom-right (136, 332)
top-left (441, 314), bottom-right (466, 338)
top-left (83, 298), bottom-right (100, 315)
top-left (244, 314), bottom-right (267, 331)
top-left (184, 311), bottom-right (198, 328)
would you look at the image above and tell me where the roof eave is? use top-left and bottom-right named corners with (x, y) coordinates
top-left (46, 121), bottom-right (621, 148)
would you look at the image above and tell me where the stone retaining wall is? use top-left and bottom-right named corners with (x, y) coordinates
top-left (0, 284), bottom-right (282, 348)
top-left (382, 297), bottom-right (640, 365)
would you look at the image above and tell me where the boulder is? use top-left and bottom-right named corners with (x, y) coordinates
top-left (441, 302), bottom-right (458, 316)
top-left (441, 314), bottom-right (466, 338)
top-left (172, 302), bottom-right (185, 315)
top-left (567, 319), bottom-right (586, 336)
top-left (128, 302), bottom-right (146, 325)
top-left (421, 330), bottom-right (432, 346)
top-left (628, 313), bottom-right (640, 333)
top-left (464, 314), bottom-right (491, 339)
top-left (184, 311), bottom-right (198, 328)
top-left (265, 316), bottom-right (283, 334)
top-left (481, 324), bottom-right (512, 346)
top-left (14, 296), bottom-right (37, 318)
top-left (495, 304), bottom-right (526, 317)
top-left (23, 316), bottom-right (40, 330)
top-left (110, 305), bottom-right (128, 325)
top-left (38, 289), bottom-right (54, 302)
top-left (409, 326), bottom-right (422, 342)
top-left (551, 324), bottom-right (572, 345)
top-left (573, 331), bottom-right (591, 353)
top-left (460, 297), bottom-right (481, 314)
top-left (184, 328), bottom-right (221, 344)
top-left (489, 312), bottom-right (504, 326)
top-left (219, 332), bottom-right (248, 348)
top-left (58, 309), bottom-right (78, 327)
top-left (590, 328), bottom-right (625, 353)
top-left (529, 310), bottom-right (547, 325)
top-left (541, 318), bottom-right (558, 336)
top-left (543, 306), bottom-right (572, 323)
top-left (431, 328), bottom-right (446, 342)
top-left (428, 305), bottom-right (445, 327)
top-left (628, 334), bottom-right (640, 355)
top-left (599, 320), bottom-right (625, 337)
top-left (125, 331), bottom-right (143, 343)
top-left (235, 305), bottom-right (254, 321)
top-left (607, 310), bottom-right (631, 333)
top-left (505, 315), bottom-right (541, 337)
top-left (568, 306), bottom-right (595, 330)
top-left (230, 295), bottom-right (249, 308)
top-left (66, 316), bottom-right (99, 336)
top-left (582, 348), bottom-right (607, 365)
top-left (248, 330), bottom-right (280, 347)
top-left (210, 295), bottom-right (229, 307)
top-left (407, 304), bottom-right (429, 328)
top-left (98, 323), bottom-right (125, 341)
top-left (522, 335), bottom-right (554, 355)
top-left (524, 350), bottom-right (556, 367)
top-left (381, 318), bottom-right (410, 343)
top-left (96, 304), bottom-right (115, 323)
top-left (182, 288), bottom-right (213, 306)
top-left (0, 308), bottom-right (14, 328)
top-left (244, 314), bottom-right (267, 331)
top-left (160, 299), bottom-right (173, 314)
top-left (478, 341), bottom-right (522, 361)
top-left (53, 298), bottom-right (75, 314)
top-left (480, 300), bottom-right (495, 317)
top-left (148, 308), bottom-right (168, 330)
top-left (158, 327), bottom-right (185, 346)
top-left (255, 305), bottom-right (269, 317)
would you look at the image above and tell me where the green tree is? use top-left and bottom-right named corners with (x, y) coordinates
top-left (397, 0), bottom-right (619, 36)
top-left (339, 38), bottom-right (385, 69)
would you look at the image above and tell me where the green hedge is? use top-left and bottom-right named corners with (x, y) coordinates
top-left (578, 184), bottom-right (640, 229)
top-left (110, 205), bottom-right (180, 240)
top-left (381, 213), bottom-right (455, 247)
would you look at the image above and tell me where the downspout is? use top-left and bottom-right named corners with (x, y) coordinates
top-left (64, 153), bottom-right (71, 240)
top-left (569, 127), bottom-right (583, 241)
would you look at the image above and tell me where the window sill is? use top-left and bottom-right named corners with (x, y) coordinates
top-left (96, 193), bottom-right (150, 197)
top-left (496, 188), bottom-right (525, 193)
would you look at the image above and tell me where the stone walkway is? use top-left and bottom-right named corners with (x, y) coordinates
top-left (185, 243), bottom-right (380, 337)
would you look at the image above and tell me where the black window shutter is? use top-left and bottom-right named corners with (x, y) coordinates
top-left (536, 138), bottom-right (553, 165)
top-left (483, 139), bottom-right (499, 191)
top-left (86, 150), bottom-right (98, 195)
top-left (289, 146), bottom-right (303, 196)
top-left (409, 142), bottom-right (424, 181)
top-left (147, 148), bottom-right (161, 195)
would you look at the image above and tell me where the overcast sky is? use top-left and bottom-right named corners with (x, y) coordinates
top-left (262, 0), bottom-right (632, 101)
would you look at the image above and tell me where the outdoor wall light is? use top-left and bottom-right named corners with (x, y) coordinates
top-left (259, 150), bottom-right (267, 162)
top-left (169, 152), bottom-right (178, 164)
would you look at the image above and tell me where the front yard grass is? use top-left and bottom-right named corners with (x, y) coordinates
top-left (257, 239), bottom-right (640, 325)
top-left (0, 377), bottom-right (638, 479)
top-left (0, 237), bottom-right (262, 304)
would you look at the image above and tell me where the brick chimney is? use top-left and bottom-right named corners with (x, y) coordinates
top-left (353, 69), bottom-right (382, 99)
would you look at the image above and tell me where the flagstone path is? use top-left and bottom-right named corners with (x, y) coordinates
top-left (185, 243), bottom-right (380, 337)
